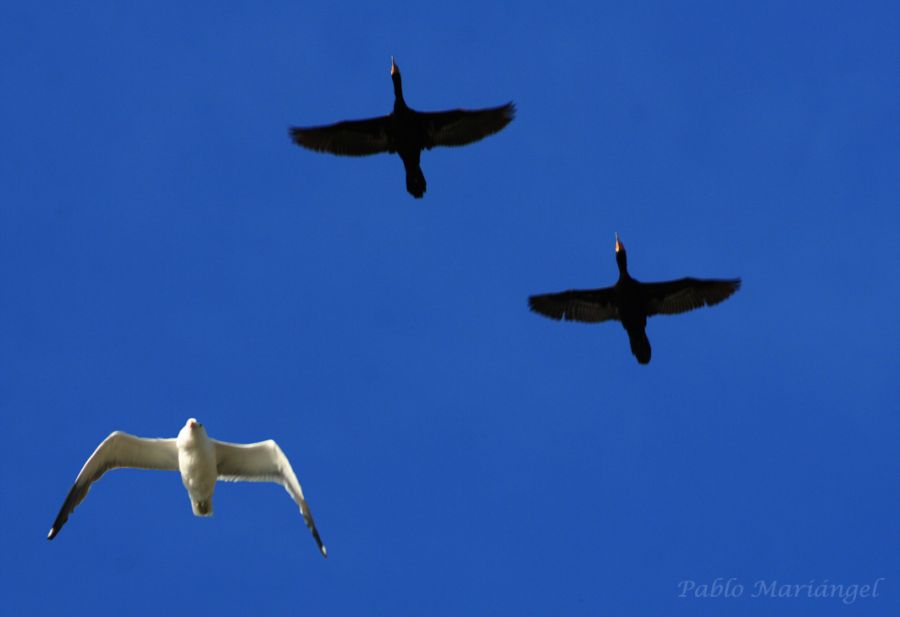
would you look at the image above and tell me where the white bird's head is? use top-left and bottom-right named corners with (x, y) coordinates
top-left (179, 418), bottom-right (207, 441)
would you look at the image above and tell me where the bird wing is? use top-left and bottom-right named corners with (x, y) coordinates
top-left (643, 278), bottom-right (741, 316)
top-left (422, 102), bottom-right (515, 148)
top-left (214, 439), bottom-right (327, 558)
top-left (528, 287), bottom-right (619, 323)
top-left (289, 115), bottom-right (391, 156)
top-left (48, 432), bottom-right (178, 539)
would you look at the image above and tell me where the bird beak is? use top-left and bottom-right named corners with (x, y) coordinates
top-left (188, 419), bottom-right (197, 429)
top-left (615, 232), bottom-right (624, 253)
top-left (390, 56), bottom-right (397, 75)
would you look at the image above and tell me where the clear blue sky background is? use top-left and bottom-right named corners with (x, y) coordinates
top-left (1, 2), bottom-right (897, 616)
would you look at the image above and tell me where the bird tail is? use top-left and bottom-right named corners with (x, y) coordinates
top-left (401, 155), bottom-right (426, 198)
top-left (192, 499), bottom-right (213, 517)
top-left (626, 326), bottom-right (651, 364)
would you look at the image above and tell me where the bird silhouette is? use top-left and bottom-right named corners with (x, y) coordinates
top-left (528, 234), bottom-right (741, 364)
top-left (289, 57), bottom-right (515, 198)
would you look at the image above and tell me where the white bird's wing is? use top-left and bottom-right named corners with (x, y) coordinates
top-left (213, 439), bottom-right (327, 558)
top-left (48, 432), bottom-right (178, 539)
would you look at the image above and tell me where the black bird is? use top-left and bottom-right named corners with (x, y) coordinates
top-left (528, 234), bottom-right (741, 364)
top-left (289, 57), bottom-right (515, 198)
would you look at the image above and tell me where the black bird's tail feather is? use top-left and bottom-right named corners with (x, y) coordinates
top-left (401, 154), bottom-right (426, 198)
top-left (626, 326), bottom-right (651, 364)
top-left (405, 165), bottom-right (426, 198)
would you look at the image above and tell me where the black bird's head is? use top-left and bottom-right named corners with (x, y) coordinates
top-left (390, 56), bottom-right (405, 106)
top-left (615, 232), bottom-right (628, 274)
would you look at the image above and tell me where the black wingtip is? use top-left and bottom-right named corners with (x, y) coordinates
top-left (48, 508), bottom-right (70, 541)
top-left (505, 101), bottom-right (517, 121)
top-left (312, 529), bottom-right (327, 558)
top-left (527, 295), bottom-right (563, 321)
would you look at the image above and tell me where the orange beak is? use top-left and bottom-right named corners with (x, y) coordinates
top-left (390, 56), bottom-right (397, 75)
top-left (615, 232), bottom-right (624, 253)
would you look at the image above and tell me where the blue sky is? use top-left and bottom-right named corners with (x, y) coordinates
top-left (1, 2), bottom-right (898, 615)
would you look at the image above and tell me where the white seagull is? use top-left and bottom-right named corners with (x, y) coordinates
top-left (48, 418), bottom-right (327, 557)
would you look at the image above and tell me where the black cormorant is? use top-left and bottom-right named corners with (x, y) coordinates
top-left (289, 58), bottom-right (515, 198)
top-left (528, 234), bottom-right (741, 364)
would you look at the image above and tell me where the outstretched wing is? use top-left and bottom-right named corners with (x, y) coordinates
top-left (528, 287), bottom-right (618, 323)
top-left (422, 102), bottom-right (515, 148)
top-left (214, 439), bottom-right (327, 558)
top-left (48, 432), bottom-right (178, 539)
top-left (289, 115), bottom-right (391, 156)
top-left (643, 278), bottom-right (741, 316)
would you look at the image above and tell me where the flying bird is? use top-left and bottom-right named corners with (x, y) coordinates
top-left (289, 57), bottom-right (515, 198)
top-left (48, 418), bottom-right (327, 557)
top-left (528, 234), bottom-right (741, 364)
